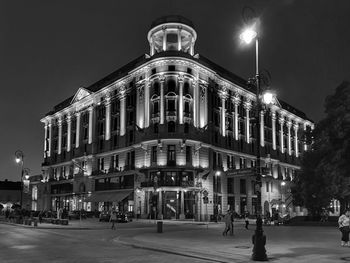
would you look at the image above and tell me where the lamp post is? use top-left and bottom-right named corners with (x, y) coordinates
top-left (15, 150), bottom-right (24, 208)
top-left (214, 171), bottom-right (221, 222)
top-left (240, 17), bottom-right (274, 261)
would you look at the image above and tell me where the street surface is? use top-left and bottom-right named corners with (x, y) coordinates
top-left (0, 218), bottom-right (349, 263)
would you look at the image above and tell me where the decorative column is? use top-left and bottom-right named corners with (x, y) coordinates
top-left (279, 116), bottom-right (285, 153)
top-left (190, 37), bottom-right (194, 55)
top-left (177, 28), bottom-right (182, 51)
top-left (271, 111), bottom-right (277, 150)
top-left (199, 84), bottom-right (208, 128)
top-left (75, 112), bottom-right (81, 148)
top-left (219, 88), bottom-right (227, 137)
top-left (58, 117), bottom-right (62, 154)
top-left (160, 76), bottom-right (165, 124)
top-left (287, 119), bottom-right (292, 156)
top-left (303, 123), bottom-right (308, 151)
top-left (120, 88), bottom-right (126, 136)
top-left (136, 85), bottom-right (144, 129)
top-left (105, 94), bottom-right (111, 140)
top-left (244, 100), bottom-right (251, 143)
top-left (150, 36), bottom-right (155, 56)
top-left (233, 97), bottom-right (240, 141)
top-left (88, 106), bottom-right (93, 144)
top-left (48, 120), bottom-right (52, 157)
top-left (180, 190), bottom-right (185, 219)
top-left (162, 28), bottom-right (167, 51)
top-left (178, 75), bottom-right (184, 124)
top-left (67, 114), bottom-right (72, 152)
top-left (144, 80), bottom-right (150, 128)
top-left (294, 122), bottom-right (299, 157)
top-left (193, 78), bottom-right (199, 127)
top-left (260, 111), bottom-right (265, 147)
top-left (44, 122), bottom-right (48, 153)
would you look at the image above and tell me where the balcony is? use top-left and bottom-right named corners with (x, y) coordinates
top-left (140, 180), bottom-right (194, 188)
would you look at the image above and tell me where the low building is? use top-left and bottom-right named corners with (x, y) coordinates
top-left (39, 16), bottom-right (314, 220)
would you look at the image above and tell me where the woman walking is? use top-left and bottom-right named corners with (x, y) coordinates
top-left (110, 211), bottom-right (117, 230)
top-left (222, 210), bottom-right (232, 236)
top-left (338, 210), bottom-right (350, 246)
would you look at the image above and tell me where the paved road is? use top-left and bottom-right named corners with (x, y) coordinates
top-left (0, 222), bottom-right (209, 263)
top-left (1, 219), bottom-right (350, 263)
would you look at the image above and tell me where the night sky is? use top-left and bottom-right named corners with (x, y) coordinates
top-left (1, 0), bottom-right (349, 181)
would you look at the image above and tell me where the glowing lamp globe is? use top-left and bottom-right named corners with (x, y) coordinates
top-left (240, 28), bottom-right (257, 44)
top-left (262, 91), bottom-right (274, 105)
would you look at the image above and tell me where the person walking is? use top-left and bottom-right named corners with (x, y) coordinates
top-left (222, 210), bottom-right (232, 236)
top-left (230, 211), bottom-right (235, 236)
top-left (244, 212), bottom-right (249, 230)
top-left (338, 210), bottom-right (350, 246)
top-left (110, 211), bottom-right (117, 230)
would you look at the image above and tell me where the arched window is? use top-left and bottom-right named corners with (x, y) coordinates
top-left (168, 99), bottom-right (175, 111)
top-left (154, 123), bottom-right (159, 134)
top-left (184, 82), bottom-right (190, 95)
top-left (184, 101), bottom-right (190, 113)
top-left (168, 121), bottom-right (175, 133)
top-left (167, 79), bottom-right (176, 93)
top-left (154, 101), bottom-right (159, 114)
top-left (153, 82), bottom-right (160, 95)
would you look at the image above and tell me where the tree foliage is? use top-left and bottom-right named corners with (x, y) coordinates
top-left (292, 81), bottom-right (350, 214)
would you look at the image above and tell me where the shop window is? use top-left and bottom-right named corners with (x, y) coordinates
top-left (240, 179), bottom-right (246, 194)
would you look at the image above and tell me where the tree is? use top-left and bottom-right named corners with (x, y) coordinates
top-left (292, 81), bottom-right (350, 215)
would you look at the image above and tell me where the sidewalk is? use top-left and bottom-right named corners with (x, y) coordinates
top-left (115, 222), bottom-right (348, 263)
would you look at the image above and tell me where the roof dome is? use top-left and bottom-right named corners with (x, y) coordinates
top-left (150, 15), bottom-right (195, 29)
top-left (147, 15), bottom-right (197, 56)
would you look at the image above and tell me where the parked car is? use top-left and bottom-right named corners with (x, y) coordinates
top-left (99, 211), bottom-right (111, 222)
top-left (68, 211), bottom-right (80, 220)
top-left (117, 212), bottom-right (132, 223)
top-left (68, 210), bottom-right (87, 220)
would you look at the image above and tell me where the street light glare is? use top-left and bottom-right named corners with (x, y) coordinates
top-left (281, 181), bottom-right (286, 186)
top-left (240, 28), bottom-right (257, 44)
top-left (262, 91), bottom-right (274, 105)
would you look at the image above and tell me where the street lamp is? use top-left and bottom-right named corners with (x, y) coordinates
top-left (14, 150), bottom-right (24, 208)
top-left (240, 16), bottom-right (274, 261)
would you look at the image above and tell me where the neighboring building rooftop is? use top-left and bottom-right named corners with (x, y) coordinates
top-left (0, 180), bottom-right (21, 190)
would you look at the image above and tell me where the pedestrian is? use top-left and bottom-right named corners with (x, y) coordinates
top-left (230, 211), bottom-right (235, 236)
top-left (338, 210), bottom-right (350, 246)
top-left (245, 212), bottom-right (249, 230)
top-left (110, 211), bottom-right (117, 230)
top-left (222, 210), bottom-right (231, 236)
top-left (38, 211), bottom-right (43, 224)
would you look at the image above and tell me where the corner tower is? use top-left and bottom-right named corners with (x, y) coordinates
top-left (147, 15), bottom-right (197, 56)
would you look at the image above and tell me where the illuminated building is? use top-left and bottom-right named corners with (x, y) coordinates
top-left (40, 16), bottom-right (313, 219)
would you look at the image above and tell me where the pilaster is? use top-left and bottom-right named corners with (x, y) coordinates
top-left (105, 94), bottom-right (111, 140)
top-left (178, 75), bottom-right (184, 124)
top-left (67, 113), bottom-right (72, 152)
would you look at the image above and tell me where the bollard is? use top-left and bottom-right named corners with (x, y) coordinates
top-left (157, 221), bottom-right (163, 233)
top-left (34, 220), bottom-right (38, 227)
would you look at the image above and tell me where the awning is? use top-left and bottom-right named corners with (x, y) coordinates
top-left (85, 189), bottom-right (133, 203)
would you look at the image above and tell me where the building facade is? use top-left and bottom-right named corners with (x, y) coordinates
top-left (39, 16), bottom-right (314, 220)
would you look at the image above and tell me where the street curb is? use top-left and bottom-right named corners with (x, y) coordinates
top-left (0, 220), bottom-right (108, 230)
top-left (113, 236), bottom-right (249, 263)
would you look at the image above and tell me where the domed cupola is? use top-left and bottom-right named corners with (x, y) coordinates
top-left (147, 15), bottom-right (197, 56)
